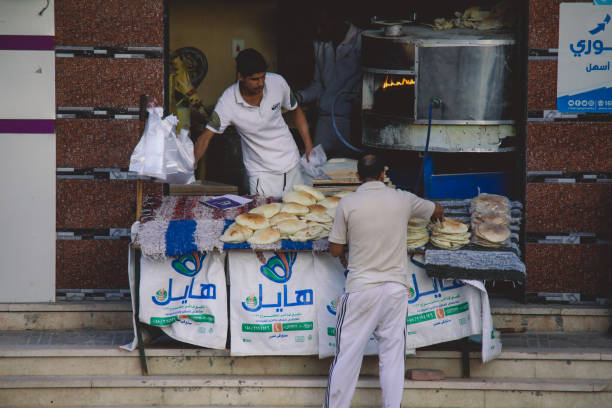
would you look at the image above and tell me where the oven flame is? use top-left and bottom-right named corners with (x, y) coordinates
top-left (382, 76), bottom-right (415, 89)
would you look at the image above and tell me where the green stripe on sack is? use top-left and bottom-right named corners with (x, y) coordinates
top-left (282, 322), bottom-right (313, 331)
top-left (188, 314), bottom-right (215, 323)
top-left (444, 302), bottom-right (469, 316)
top-left (242, 323), bottom-right (273, 332)
top-left (406, 311), bottom-right (436, 325)
top-left (150, 316), bottom-right (177, 326)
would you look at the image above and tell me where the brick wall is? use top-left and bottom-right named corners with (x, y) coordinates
top-left (525, 0), bottom-right (612, 299)
top-left (55, 0), bottom-right (164, 289)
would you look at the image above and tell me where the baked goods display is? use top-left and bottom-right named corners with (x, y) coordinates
top-left (222, 185), bottom-right (337, 244)
top-left (219, 223), bottom-right (253, 243)
top-left (247, 227), bottom-right (281, 245)
top-left (406, 217), bottom-right (430, 249)
top-left (470, 193), bottom-right (511, 248)
top-left (429, 218), bottom-right (471, 250)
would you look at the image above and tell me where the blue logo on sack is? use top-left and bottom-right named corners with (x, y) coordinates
top-left (260, 252), bottom-right (297, 283)
top-left (171, 251), bottom-right (206, 277)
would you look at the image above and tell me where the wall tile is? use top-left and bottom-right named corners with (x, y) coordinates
top-left (56, 119), bottom-right (145, 168)
top-left (526, 122), bottom-right (612, 172)
top-left (56, 240), bottom-right (130, 289)
top-left (526, 183), bottom-right (612, 234)
top-left (56, 58), bottom-right (163, 108)
top-left (55, 0), bottom-right (164, 47)
top-left (526, 243), bottom-right (612, 297)
top-left (57, 180), bottom-right (162, 229)
top-left (528, 60), bottom-right (557, 111)
top-left (529, 0), bottom-right (584, 49)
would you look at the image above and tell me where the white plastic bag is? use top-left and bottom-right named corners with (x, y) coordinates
top-left (164, 128), bottom-right (195, 184)
top-left (300, 144), bottom-right (328, 180)
top-left (129, 106), bottom-right (195, 184)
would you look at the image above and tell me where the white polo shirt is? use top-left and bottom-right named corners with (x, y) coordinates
top-left (328, 181), bottom-right (436, 293)
top-left (206, 73), bottom-right (300, 176)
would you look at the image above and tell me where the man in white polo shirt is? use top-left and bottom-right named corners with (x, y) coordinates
top-left (194, 48), bottom-right (313, 197)
top-left (324, 154), bottom-right (444, 408)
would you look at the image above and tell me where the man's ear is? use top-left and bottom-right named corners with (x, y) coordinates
top-left (237, 72), bottom-right (244, 81)
top-left (379, 170), bottom-right (385, 181)
top-left (355, 171), bottom-right (362, 182)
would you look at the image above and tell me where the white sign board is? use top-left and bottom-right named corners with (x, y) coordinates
top-left (229, 251), bottom-right (319, 356)
top-left (138, 251), bottom-right (228, 349)
top-left (316, 254), bottom-right (487, 359)
top-left (557, 3), bottom-right (612, 113)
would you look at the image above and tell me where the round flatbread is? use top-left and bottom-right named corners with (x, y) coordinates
top-left (306, 220), bottom-right (332, 231)
top-left (326, 207), bottom-right (336, 218)
top-left (475, 223), bottom-right (510, 243)
top-left (430, 237), bottom-right (467, 250)
top-left (293, 184), bottom-right (325, 201)
top-left (289, 225), bottom-right (324, 242)
top-left (269, 212), bottom-right (298, 225)
top-left (407, 237), bottom-right (429, 249)
top-left (303, 212), bottom-right (333, 223)
top-left (249, 203), bottom-right (282, 218)
top-left (406, 230), bottom-right (429, 241)
top-left (282, 191), bottom-right (317, 206)
top-left (333, 191), bottom-right (353, 198)
top-left (247, 227), bottom-right (281, 245)
top-left (472, 213), bottom-right (510, 226)
top-left (276, 219), bottom-right (308, 236)
top-left (408, 217), bottom-right (429, 229)
top-left (281, 202), bottom-right (309, 215)
top-left (220, 223), bottom-right (253, 243)
top-left (433, 218), bottom-right (469, 234)
top-left (235, 213), bottom-right (270, 230)
top-left (319, 196), bottom-right (341, 209)
top-left (307, 204), bottom-right (328, 215)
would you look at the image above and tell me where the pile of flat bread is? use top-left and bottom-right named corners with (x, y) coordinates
top-left (429, 218), bottom-right (471, 250)
top-left (220, 185), bottom-right (352, 245)
top-left (406, 217), bottom-right (430, 249)
top-left (470, 193), bottom-right (511, 248)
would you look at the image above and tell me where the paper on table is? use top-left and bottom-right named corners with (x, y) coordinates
top-left (201, 194), bottom-right (252, 210)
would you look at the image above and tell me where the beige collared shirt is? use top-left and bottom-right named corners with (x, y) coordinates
top-left (328, 181), bottom-right (435, 293)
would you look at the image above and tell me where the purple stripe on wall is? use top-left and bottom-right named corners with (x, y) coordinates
top-left (0, 35), bottom-right (54, 51)
top-left (0, 120), bottom-right (55, 134)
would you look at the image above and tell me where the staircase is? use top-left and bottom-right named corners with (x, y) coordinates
top-left (1, 299), bottom-right (610, 407)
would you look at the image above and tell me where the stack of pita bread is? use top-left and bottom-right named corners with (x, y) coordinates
top-left (220, 185), bottom-right (352, 244)
top-left (470, 193), bottom-right (511, 248)
top-left (406, 217), bottom-right (430, 249)
top-left (429, 218), bottom-right (471, 250)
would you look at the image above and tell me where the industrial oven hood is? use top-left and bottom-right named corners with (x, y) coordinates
top-left (361, 25), bottom-right (518, 152)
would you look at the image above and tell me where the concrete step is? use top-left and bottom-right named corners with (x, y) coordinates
top-left (1, 330), bottom-right (611, 380)
top-left (2, 299), bottom-right (610, 332)
top-left (0, 374), bottom-right (610, 407)
top-left (0, 302), bottom-right (132, 331)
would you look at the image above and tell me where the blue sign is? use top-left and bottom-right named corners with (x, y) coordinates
top-left (557, 4), bottom-right (612, 113)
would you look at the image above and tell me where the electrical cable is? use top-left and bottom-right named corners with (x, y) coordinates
top-left (413, 97), bottom-right (441, 193)
top-left (331, 84), bottom-right (364, 153)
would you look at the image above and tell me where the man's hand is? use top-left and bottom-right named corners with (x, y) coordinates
top-left (430, 202), bottom-right (445, 223)
top-left (304, 143), bottom-right (313, 163)
top-left (329, 242), bottom-right (344, 258)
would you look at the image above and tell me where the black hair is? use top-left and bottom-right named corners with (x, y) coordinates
top-left (235, 48), bottom-right (268, 78)
top-left (357, 153), bottom-right (385, 180)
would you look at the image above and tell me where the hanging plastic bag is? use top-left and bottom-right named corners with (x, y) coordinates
top-left (130, 107), bottom-right (164, 178)
top-left (164, 128), bottom-right (195, 184)
top-left (129, 106), bottom-right (195, 184)
top-left (300, 144), bottom-right (329, 182)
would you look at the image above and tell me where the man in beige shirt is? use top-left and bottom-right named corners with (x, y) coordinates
top-left (324, 154), bottom-right (444, 408)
